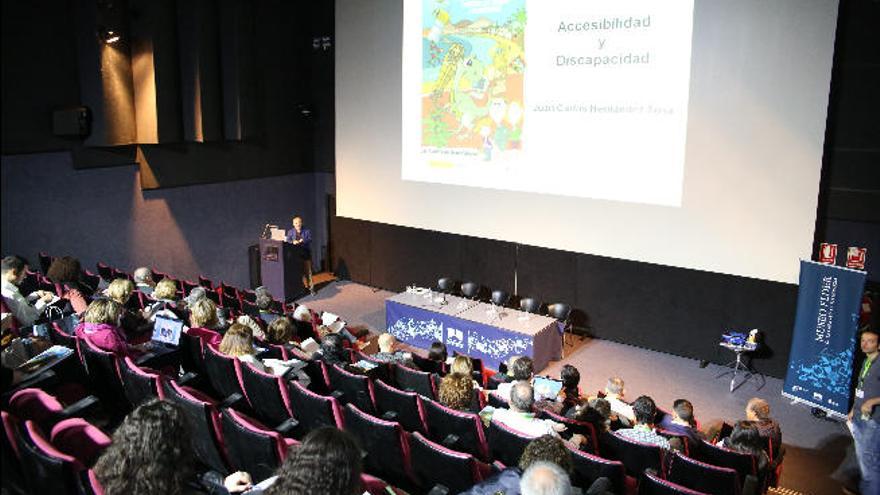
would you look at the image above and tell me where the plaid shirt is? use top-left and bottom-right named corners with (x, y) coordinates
top-left (616, 425), bottom-right (671, 449)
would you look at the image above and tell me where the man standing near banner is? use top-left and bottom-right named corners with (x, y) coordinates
top-left (849, 328), bottom-right (880, 495)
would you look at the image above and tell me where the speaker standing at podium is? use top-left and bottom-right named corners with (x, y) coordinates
top-left (285, 215), bottom-right (313, 293)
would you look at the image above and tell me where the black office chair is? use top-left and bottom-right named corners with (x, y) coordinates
top-left (547, 303), bottom-right (573, 355)
top-left (437, 278), bottom-right (457, 294)
top-left (460, 282), bottom-right (481, 300)
top-left (490, 290), bottom-right (510, 307)
top-left (519, 297), bottom-right (541, 314)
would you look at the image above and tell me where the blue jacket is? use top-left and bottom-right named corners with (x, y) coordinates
top-left (285, 228), bottom-right (312, 253)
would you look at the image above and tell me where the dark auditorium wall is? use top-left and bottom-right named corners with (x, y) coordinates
top-left (1, 151), bottom-right (327, 289)
top-left (811, 0), bottom-right (880, 278)
top-left (1, 0), bottom-right (335, 188)
top-left (331, 217), bottom-right (798, 378)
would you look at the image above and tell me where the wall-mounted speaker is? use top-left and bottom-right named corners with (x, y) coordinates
top-left (52, 106), bottom-right (91, 137)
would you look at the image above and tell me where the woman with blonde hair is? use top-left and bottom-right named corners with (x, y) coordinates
top-left (438, 355), bottom-right (482, 411)
top-left (218, 323), bottom-right (266, 372)
top-left (104, 278), bottom-right (153, 342)
top-left (74, 298), bottom-right (142, 357)
top-left (145, 278), bottom-right (185, 320)
top-left (219, 322), bottom-right (305, 378)
top-left (439, 372), bottom-right (476, 411)
top-left (450, 355), bottom-right (483, 389)
top-left (152, 279), bottom-right (178, 301)
top-left (184, 298), bottom-right (222, 348)
top-left (189, 298), bottom-right (220, 330)
top-left (104, 278), bottom-right (134, 305)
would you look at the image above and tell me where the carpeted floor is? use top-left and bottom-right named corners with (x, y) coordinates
top-left (297, 280), bottom-right (851, 495)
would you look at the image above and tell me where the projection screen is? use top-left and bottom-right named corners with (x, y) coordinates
top-left (336, 0), bottom-right (839, 284)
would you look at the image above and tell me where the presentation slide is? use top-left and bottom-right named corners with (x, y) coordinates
top-left (336, 0), bottom-right (838, 284)
top-left (402, 1), bottom-right (694, 206)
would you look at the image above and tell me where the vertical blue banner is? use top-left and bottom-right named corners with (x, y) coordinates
top-left (783, 260), bottom-right (866, 417)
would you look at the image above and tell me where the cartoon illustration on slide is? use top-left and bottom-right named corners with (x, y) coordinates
top-left (421, 0), bottom-right (525, 162)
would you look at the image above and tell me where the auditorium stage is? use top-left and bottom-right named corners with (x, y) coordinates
top-left (297, 280), bottom-right (850, 495)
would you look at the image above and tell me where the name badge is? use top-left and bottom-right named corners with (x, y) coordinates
top-left (855, 389), bottom-right (865, 399)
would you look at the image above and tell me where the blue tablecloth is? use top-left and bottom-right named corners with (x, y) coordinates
top-left (385, 293), bottom-right (562, 371)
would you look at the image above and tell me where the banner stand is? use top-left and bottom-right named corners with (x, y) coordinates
top-left (782, 260), bottom-right (866, 419)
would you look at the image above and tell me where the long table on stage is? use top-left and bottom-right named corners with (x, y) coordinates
top-left (385, 290), bottom-right (562, 371)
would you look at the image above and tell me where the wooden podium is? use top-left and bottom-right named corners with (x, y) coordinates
top-left (259, 238), bottom-right (307, 302)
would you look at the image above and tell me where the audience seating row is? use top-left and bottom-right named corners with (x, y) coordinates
top-left (8, 253), bottom-right (773, 495)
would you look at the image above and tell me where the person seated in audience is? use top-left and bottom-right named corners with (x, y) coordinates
top-left (746, 397), bottom-right (782, 449)
top-left (292, 303), bottom-right (312, 323)
top-left (601, 376), bottom-right (636, 426)
top-left (439, 370), bottom-right (476, 411)
top-left (492, 381), bottom-right (586, 449)
top-left (428, 340), bottom-right (448, 363)
top-left (218, 322), bottom-right (268, 372)
top-left (312, 332), bottom-right (349, 367)
top-left (264, 316), bottom-right (297, 346)
top-left (132, 267), bottom-right (156, 296)
top-left (450, 354), bottom-right (482, 388)
top-left (254, 286), bottom-right (281, 325)
top-left (187, 298), bottom-right (224, 346)
top-left (519, 461), bottom-right (572, 495)
top-left (104, 278), bottom-right (134, 306)
top-left (219, 320), bottom-right (307, 379)
top-left (45, 255), bottom-right (91, 313)
top-left (104, 278), bottom-right (152, 342)
top-left (461, 434), bottom-right (573, 495)
top-left (495, 356), bottom-right (534, 400)
top-left (567, 397), bottom-right (612, 433)
top-left (144, 278), bottom-right (185, 320)
top-left (94, 398), bottom-right (252, 494)
top-left (372, 333), bottom-right (415, 367)
top-left (236, 314), bottom-right (266, 340)
top-left (183, 287), bottom-right (228, 330)
top-left (556, 364), bottom-right (582, 415)
top-left (290, 304), bottom-right (316, 340)
top-left (308, 309), bottom-right (368, 348)
top-left (75, 298), bottom-right (143, 358)
top-left (658, 398), bottom-right (704, 454)
top-left (260, 427), bottom-right (363, 495)
top-left (719, 420), bottom-right (771, 476)
top-left (615, 395), bottom-right (677, 450)
top-left (438, 356), bottom-right (482, 411)
top-left (1, 255), bottom-right (54, 326)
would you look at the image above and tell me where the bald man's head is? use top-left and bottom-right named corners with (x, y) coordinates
top-left (520, 461), bottom-right (571, 495)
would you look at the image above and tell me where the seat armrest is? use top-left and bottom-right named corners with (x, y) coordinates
top-left (177, 372), bottom-right (199, 386)
top-left (218, 392), bottom-right (245, 410)
top-left (134, 352), bottom-right (158, 366)
top-left (61, 395), bottom-right (100, 418)
top-left (274, 417), bottom-right (300, 436)
top-left (441, 433), bottom-right (460, 449)
top-left (16, 369), bottom-right (59, 390)
top-left (380, 411), bottom-right (399, 422)
top-left (282, 367), bottom-right (302, 380)
top-left (0, 370), bottom-right (60, 409)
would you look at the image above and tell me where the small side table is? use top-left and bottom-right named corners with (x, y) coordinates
top-left (716, 342), bottom-right (764, 392)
